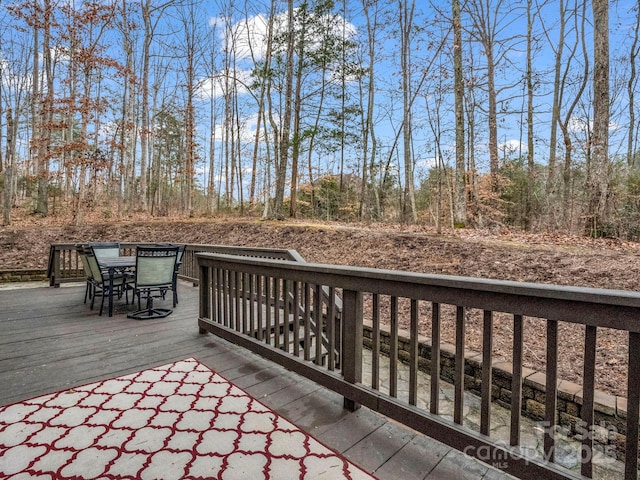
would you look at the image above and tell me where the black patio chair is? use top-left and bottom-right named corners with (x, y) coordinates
top-left (83, 246), bottom-right (130, 316)
top-left (127, 245), bottom-right (179, 320)
top-left (155, 243), bottom-right (186, 306)
top-left (76, 244), bottom-right (94, 303)
top-left (88, 242), bottom-right (121, 266)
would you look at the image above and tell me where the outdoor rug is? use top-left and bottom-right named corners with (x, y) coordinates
top-left (0, 358), bottom-right (376, 479)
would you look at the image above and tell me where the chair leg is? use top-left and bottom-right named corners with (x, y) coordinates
top-left (173, 274), bottom-right (179, 306)
top-left (99, 290), bottom-right (105, 316)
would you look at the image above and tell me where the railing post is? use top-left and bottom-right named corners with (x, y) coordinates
top-left (199, 260), bottom-right (210, 334)
top-left (52, 247), bottom-right (61, 287)
top-left (342, 288), bottom-right (363, 412)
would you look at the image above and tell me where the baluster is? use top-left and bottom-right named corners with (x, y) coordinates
top-left (265, 277), bottom-right (272, 345)
top-left (454, 306), bottom-right (465, 425)
top-left (544, 319), bottom-right (558, 462)
top-left (409, 299), bottom-right (419, 406)
top-left (327, 286), bottom-right (336, 371)
top-left (372, 293), bottom-right (381, 390)
top-left (273, 278), bottom-right (281, 348)
top-left (480, 310), bottom-right (493, 436)
top-left (314, 284), bottom-right (323, 365)
top-left (248, 274), bottom-right (256, 337)
top-left (283, 279), bottom-right (291, 352)
top-left (222, 269), bottom-right (230, 328)
top-left (581, 325), bottom-right (597, 478)
top-left (430, 302), bottom-right (441, 415)
top-left (510, 314), bottom-right (523, 446)
top-left (625, 332), bottom-right (640, 480)
top-left (216, 268), bottom-right (223, 325)
top-left (256, 275), bottom-right (264, 341)
top-left (303, 283), bottom-right (312, 361)
top-left (292, 281), bottom-right (300, 357)
top-left (390, 296), bottom-right (398, 398)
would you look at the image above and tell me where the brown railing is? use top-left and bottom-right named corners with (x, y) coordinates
top-left (196, 252), bottom-right (640, 480)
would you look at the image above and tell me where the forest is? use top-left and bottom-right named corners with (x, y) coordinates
top-left (0, 0), bottom-right (639, 238)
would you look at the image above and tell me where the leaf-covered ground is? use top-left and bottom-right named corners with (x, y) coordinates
top-left (2, 216), bottom-right (639, 398)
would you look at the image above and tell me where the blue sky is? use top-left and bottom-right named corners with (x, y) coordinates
top-left (1, 0), bottom-right (639, 196)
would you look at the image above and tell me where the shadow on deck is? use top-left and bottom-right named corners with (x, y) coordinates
top-left (0, 281), bottom-right (514, 480)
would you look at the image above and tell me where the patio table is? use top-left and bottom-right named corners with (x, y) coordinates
top-left (98, 256), bottom-right (135, 317)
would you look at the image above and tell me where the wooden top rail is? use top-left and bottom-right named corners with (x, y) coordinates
top-left (196, 252), bottom-right (640, 332)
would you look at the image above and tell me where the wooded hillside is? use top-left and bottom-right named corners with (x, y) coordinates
top-left (1, 1), bottom-right (639, 238)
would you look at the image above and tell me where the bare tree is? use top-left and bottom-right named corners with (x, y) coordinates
top-left (452, 0), bottom-right (466, 227)
top-left (464, 0), bottom-right (519, 194)
top-left (557, 0), bottom-right (589, 229)
top-left (545, 0), bottom-right (566, 194)
top-left (628, 4), bottom-right (640, 167)
top-left (140, 0), bottom-right (175, 213)
top-left (399, 0), bottom-right (417, 223)
top-left (271, 0), bottom-right (295, 219)
top-left (35, 0), bottom-right (53, 216)
top-left (114, 0), bottom-right (139, 215)
top-left (3, 108), bottom-right (15, 226)
top-left (177, 2), bottom-right (204, 216)
top-left (65, 2), bottom-right (116, 224)
top-left (523, 0), bottom-right (535, 230)
top-left (586, 0), bottom-right (610, 235)
top-left (358, 0), bottom-right (380, 219)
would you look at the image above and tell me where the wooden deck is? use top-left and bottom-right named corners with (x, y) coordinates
top-left (0, 281), bottom-right (513, 480)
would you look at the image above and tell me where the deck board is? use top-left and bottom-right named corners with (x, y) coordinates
top-left (0, 281), bottom-right (514, 480)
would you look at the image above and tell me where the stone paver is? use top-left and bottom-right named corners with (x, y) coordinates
top-left (362, 349), bottom-right (625, 479)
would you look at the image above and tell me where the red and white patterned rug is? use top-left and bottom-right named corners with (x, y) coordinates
top-left (0, 358), bottom-right (376, 479)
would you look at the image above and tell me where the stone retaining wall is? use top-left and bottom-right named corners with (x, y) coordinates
top-left (362, 321), bottom-right (627, 460)
top-left (0, 269), bottom-right (48, 283)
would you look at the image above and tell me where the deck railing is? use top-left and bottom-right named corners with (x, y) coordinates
top-left (46, 243), bottom-right (305, 287)
top-left (196, 251), bottom-right (640, 480)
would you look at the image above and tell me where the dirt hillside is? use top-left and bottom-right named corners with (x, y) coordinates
top-left (3, 217), bottom-right (639, 289)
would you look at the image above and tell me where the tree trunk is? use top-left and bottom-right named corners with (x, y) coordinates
top-left (586, 0), bottom-right (610, 235)
top-left (524, 0), bottom-right (535, 231)
top-left (359, 0), bottom-right (378, 220)
top-left (452, 0), bottom-right (466, 227)
top-left (628, 6), bottom-right (639, 167)
top-left (289, 3), bottom-right (307, 219)
top-left (272, 0), bottom-right (295, 220)
top-left (3, 108), bottom-right (15, 226)
top-left (140, 0), bottom-right (153, 212)
top-left (559, 0), bottom-right (589, 230)
top-left (31, 11), bottom-right (47, 216)
top-left (400, 0), bottom-right (417, 223)
top-left (546, 0), bottom-right (566, 194)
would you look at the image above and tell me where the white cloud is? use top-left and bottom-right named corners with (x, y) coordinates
top-left (568, 116), bottom-right (590, 134)
top-left (195, 68), bottom-right (253, 100)
top-left (498, 139), bottom-right (526, 156)
top-left (416, 157), bottom-right (438, 169)
top-left (220, 9), bottom-right (357, 63)
top-left (230, 14), bottom-right (269, 61)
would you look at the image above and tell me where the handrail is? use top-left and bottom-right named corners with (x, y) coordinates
top-left (196, 251), bottom-right (640, 480)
